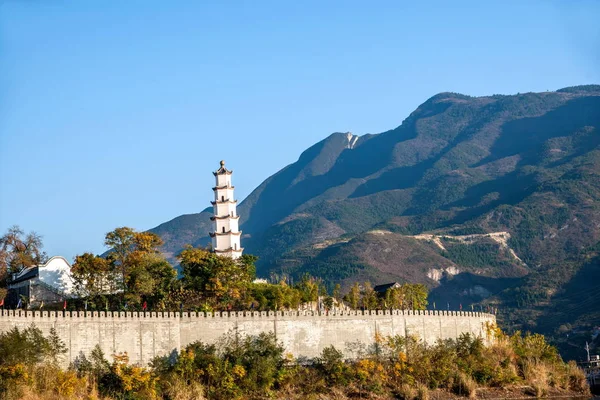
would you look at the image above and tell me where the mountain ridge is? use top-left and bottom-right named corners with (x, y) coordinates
top-left (150, 85), bottom-right (600, 357)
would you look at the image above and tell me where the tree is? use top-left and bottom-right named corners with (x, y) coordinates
top-left (95, 227), bottom-right (176, 307)
top-left (333, 283), bottom-right (341, 301)
top-left (178, 247), bottom-right (256, 307)
top-left (104, 227), bottom-right (136, 293)
top-left (126, 253), bottom-right (176, 305)
top-left (294, 273), bottom-right (320, 304)
top-left (0, 225), bottom-right (47, 274)
top-left (361, 282), bottom-right (379, 310)
top-left (0, 226), bottom-right (47, 301)
top-left (71, 253), bottom-right (115, 299)
top-left (404, 283), bottom-right (428, 310)
top-left (345, 282), bottom-right (361, 309)
top-left (0, 325), bottom-right (67, 367)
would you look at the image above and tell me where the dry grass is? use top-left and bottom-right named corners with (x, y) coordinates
top-left (416, 382), bottom-right (429, 400)
top-left (397, 383), bottom-right (418, 400)
top-left (522, 360), bottom-right (550, 397)
top-left (161, 375), bottom-right (206, 400)
top-left (565, 360), bottom-right (590, 394)
top-left (452, 372), bottom-right (478, 398)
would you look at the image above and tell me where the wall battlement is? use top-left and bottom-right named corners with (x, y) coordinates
top-left (0, 309), bottom-right (496, 366)
top-left (0, 309), bottom-right (493, 319)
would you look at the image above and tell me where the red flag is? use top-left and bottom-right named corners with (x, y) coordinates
top-left (459, 303), bottom-right (462, 311)
top-left (63, 300), bottom-right (67, 310)
top-left (143, 301), bottom-right (147, 311)
top-left (0, 298), bottom-right (4, 307)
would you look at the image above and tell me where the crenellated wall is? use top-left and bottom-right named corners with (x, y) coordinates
top-left (0, 309), bottom-right (496, 366)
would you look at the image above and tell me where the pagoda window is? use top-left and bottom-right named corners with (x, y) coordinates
top-left (221, 195), bottom-right (224, 201)
top-left (222, 227), bottom-right (225, 233)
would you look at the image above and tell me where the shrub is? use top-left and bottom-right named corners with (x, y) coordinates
top-left (452, 372), bottom-right (477, 398)
top-left (316, 346), bottom-right (348, 386)
top-left (397, 383), bottom-right (417, 400)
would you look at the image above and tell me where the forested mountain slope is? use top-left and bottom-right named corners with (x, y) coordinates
top-left (151, 85), bottom-right (600, 357)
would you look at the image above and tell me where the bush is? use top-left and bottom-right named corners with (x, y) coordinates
top-left (316, 346), bottom-right (348, 386)
top-left (452, 372), bottom-right (478, 398)
top-left (0, 327), bottom-right (592, 399)
top-left (0, 325), bottom-right (66, 367)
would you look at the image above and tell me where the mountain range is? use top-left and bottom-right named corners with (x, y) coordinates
top-left (150, 85), bottom-right (600, 358)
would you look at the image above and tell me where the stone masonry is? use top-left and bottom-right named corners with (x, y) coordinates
top-left (0, 309), bottom-right (496, 366)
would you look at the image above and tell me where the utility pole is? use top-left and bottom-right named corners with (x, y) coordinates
top-left (586, 341), bottom-right (591, 362)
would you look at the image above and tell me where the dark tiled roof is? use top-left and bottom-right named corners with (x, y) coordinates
top-left (10, 266), bottom-right (39, 284)
top-left (213, 160), bottom-right (233, 175)
top-left (373, 282), bottom-right (400, 293)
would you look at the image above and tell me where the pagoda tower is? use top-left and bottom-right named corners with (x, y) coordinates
top-left (210, 160), bottom-right (243, 259)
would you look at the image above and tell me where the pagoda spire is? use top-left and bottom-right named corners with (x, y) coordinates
top-left (209, 160), bottom-right (243, 259)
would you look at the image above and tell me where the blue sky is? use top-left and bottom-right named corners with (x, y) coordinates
top-left (1, 0), bottom-right (599, 261)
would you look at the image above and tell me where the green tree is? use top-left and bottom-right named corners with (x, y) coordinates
top-left (361, 282), bottom-right (379, 310)
top-left (333, 283), bottom-right (341, 301)
top-left (71, 253), bottom-right (116, 299)
top-left (178, 247), bottom-right (256, 307)
top-left (100, 227), bottom-right (176, 307)
top-left (104, 227), bottom-right (137, 293)
top-left (0, 325), bottom-right (67, 367)
top-left (294, 273), bottom-right (320, 303)
top-left (126, 253), bottom-right (176, 305)
top-left (345, 282), bottom-right (361, 309)
top-left (404, 283), bottom-right (428, 310)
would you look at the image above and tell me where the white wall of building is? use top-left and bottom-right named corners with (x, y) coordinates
top-left (37, 256), bottom-right (75, 295)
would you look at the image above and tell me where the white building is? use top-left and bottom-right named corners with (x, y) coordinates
top-left (210, 160), bottom-right (243, 259)
top-left (8, 256), bottom-right (75, 307)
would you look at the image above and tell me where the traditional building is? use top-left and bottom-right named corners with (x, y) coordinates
top-left (7, 256), bottom-right (74, 308)
top-left (210, 160), bottom-right (243, 259)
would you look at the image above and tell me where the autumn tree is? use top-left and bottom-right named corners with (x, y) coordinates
top-left (104, 227), bottom-right (137, 292)
top-left (105, 228), bottom-right (176, 300)
top-left (178, 247), bottom-right (256, 307)
top-left (75, 227), bottom-right (177, 308)
top-left (0, 226), bottom-right (47, 301)
top-left (0, 226), bottom-right (47, 274)
top-left (71, 253), bottom-right (116, 299)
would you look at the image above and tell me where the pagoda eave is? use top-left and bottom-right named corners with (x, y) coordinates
top-left (210, 215), bottom-right (240, 221)
top-left (209, 230), bottom-right (243, 237)
top-left (213, 170), bottom-right (233, 176)
top-left (214, 248), bottom-right (244, 254)
top-left (210, 200), bottom-right (238, 205)
top-left (212, 185), bottom-right (235, 191)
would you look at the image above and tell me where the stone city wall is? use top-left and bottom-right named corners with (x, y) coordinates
top-left (0, 309), bottom-right (496, 366)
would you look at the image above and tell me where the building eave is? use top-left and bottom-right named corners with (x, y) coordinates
top-left (214, 248), bottom-right (244, 254)
top-left (210, 200), bottom-right (238, 205)
top-left (212, 169), bottom-right (233, 176)
top-left (212, 185), bottom-right (235, 191)
top-left (209, 230), bottom-right (243, 237)
top-left (210, 215), bottom-right (240, 221)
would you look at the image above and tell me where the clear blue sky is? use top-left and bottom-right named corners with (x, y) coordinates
top-left (1, 1), bottom-right (599, 261)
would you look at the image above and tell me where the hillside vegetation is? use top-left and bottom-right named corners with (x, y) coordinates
top-left (151, 85), bottom-right (600, 359)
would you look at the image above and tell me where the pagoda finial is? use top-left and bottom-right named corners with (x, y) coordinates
top-left (220, 160), bottom-right (225, 167)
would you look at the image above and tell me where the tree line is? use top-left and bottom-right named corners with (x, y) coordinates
top-left (0, 225), bottom-right (428, 313)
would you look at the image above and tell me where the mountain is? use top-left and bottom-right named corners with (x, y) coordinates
top-left (150, 85), bottom-right (600, 358)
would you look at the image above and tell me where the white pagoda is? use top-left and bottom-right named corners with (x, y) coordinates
top-left (210, 160), bottom-right (243, 259)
